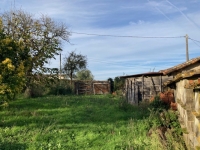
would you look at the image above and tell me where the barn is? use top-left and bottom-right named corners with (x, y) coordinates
top-left (120, 72), bottom-right (172, 105)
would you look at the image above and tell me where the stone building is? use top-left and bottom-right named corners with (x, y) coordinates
top-left (160, 56), bottom-right (200, 149)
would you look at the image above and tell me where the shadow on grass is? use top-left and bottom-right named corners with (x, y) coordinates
top-left (0, 142), bottom-right (27, 150)
top-left (1, 95), bottom-right (150, 128)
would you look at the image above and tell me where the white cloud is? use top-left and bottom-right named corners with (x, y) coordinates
top-left (147, 0), bottom-right (187, 14)
top-left (1, 0), bottom-right (200, 80)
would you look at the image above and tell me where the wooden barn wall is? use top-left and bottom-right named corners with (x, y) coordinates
top-left (125, 76), bottom-right (172, 105)
top-left (74, 81), bottom-right (110, 95)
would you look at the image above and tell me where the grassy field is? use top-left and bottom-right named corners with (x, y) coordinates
top-left (0, 95), bottom-right (186, 150)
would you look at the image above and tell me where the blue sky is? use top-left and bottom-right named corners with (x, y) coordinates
top-left (1, 0), bottom-right (200, 80)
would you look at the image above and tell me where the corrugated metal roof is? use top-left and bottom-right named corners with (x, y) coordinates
top-left (160, 57), bottom-right (200, 75)
top-left (120, 72), bottom-right (163, 78)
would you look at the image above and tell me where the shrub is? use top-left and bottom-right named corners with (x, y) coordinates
top-left (147, 94), bottom-right (186, 149)
top-left (48, 80), bottom-right (74, 95)
top-left (150, 95), bottom-right (169, 110)
top-left (0, 24), bottom-right (27, 100)
top-left (115, 89), bottom-right (123, 96)
top-left (49, 84), bottom-right (73, 95)
top-left (24, 82), bottom-right (47, 98)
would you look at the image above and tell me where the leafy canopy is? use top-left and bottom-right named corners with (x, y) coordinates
top-left (114, 77), bottom-right (125, 91)
top-left (63, 51), bottom-right (87, 85)
top-left (0, 18), bottom-right (27, 100)
top-left (1, 9), bottom-right (70, 86)
top-left (76, 69), bottom-right (94, 81)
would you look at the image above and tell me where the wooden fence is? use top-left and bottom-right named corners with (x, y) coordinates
top-left (74, 81), bottom-right (110, 95)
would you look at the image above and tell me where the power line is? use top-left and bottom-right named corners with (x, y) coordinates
top-left (71, 31), bottom-right (200, 47)
top-left (188, 37), bottom-right (200, 43)
top-left (189, 38), bottom-right (200, 48)
top-left (71, 31), bottom-right (184, 39)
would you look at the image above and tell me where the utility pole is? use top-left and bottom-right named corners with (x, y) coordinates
top-left (185, 34), bottom-right (189, 61)
top-left (60, 53), bottom-right (61, 79)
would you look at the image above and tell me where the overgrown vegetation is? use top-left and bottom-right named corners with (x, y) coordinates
top-left (0, 19), bottom-right (27, 101)
top-left (114, 77), bottom-right (125, 92)
top-left (23, 79), bottom-right (74, 98)
top-left (0, 9), bottom-right (70, 99)
top-left (0, 95), bottom-right (186, 149)
top-left (148, 96), bottom-right (186, 149)
top-left (48, 79), bottom-right (74, 95)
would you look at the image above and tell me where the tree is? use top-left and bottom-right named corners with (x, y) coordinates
top-left (63, 51), bottom-right (87, 85)
top-left (0, 18), bottom-right (27, 100)
top-left (76, 69), bottom-right (94, 81)
top-left (0, 9), bottom-right (70, 93)
top-left (114, 77), bottom-right (125, 91)
top-left (108, 78), bottom-right (114, 93)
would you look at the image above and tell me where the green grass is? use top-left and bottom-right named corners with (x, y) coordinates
top-left (0, 95), bottom-right (185, 150)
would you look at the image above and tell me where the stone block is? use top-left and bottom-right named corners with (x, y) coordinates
top-left (187, 110), bottom-right (195, 121)
top-left (178, 104), bottom-right (186, 119)
top-left (187, 121), bottom-right (194, 133)
top-left (188, 132), bottom-right (195, 147)
top-left (194, 117), bottom-right (200, 137)
top-left (194, 136), bottom-right (200, 148)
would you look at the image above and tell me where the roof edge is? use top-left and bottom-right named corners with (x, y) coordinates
top-left (120, 72), bottom-right (163, 78)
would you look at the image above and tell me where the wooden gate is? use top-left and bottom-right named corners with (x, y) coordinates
top-left (75, 81), bottom-right (110, 95)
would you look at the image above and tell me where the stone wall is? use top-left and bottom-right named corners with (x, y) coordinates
top-left (164, 62), bottom-right (200, 149)
top-left (175, 79), bottom-right (200, 149)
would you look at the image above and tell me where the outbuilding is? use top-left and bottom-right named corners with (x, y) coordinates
top-left (160, 56), bottom-right (200, 149)
top-left (120, 72), bottom-right (172, 105)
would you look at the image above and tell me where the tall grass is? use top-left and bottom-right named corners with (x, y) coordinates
top-left (0, 95), bottom-right (185, 150)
